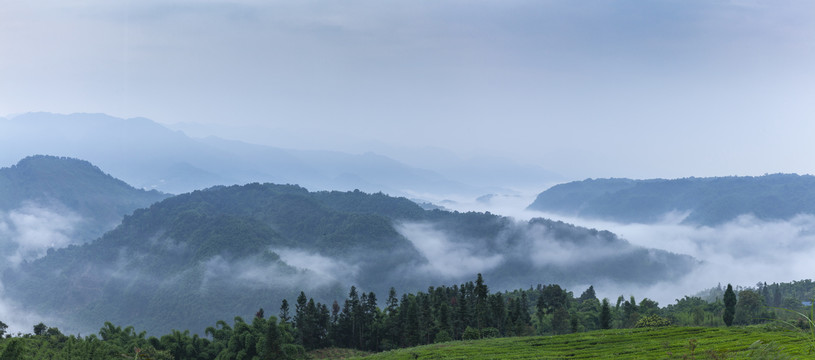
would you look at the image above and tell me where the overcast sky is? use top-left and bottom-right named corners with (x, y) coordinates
top-left (2, 0), bottom-right (814, 180)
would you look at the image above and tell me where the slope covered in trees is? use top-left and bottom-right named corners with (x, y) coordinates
top-left (527, 174), bottom-right (815, 226)
top-left (0, 155), bottom-right (169, 266)
top-left (2, 183), bottom-right (695, 335)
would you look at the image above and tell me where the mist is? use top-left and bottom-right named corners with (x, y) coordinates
top-left (397, 222), bottom-right (504, 279)
top-left (0, 202), bottom-right (83, 268)
top-left (0, 203), bottom-right (71, 334)
top-left (415, 186), bottom-right (815, 307)
top-left (521, 210), bottom-right (815, 306)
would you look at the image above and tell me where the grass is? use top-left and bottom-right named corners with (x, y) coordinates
top-left (309, 347), bottom-right (374, 359)
top-left (349, 326), bottom-right (813, 359)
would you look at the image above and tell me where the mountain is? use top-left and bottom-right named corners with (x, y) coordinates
top-left (527, 174), bottom-right (815, 226)
top-left (0, 112), bottom-right (500, 196)
top-left (0, 155), bottom-right (169, 265)
top-left (2, 183), bottom-right (696, 335)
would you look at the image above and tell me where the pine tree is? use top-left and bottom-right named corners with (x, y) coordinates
top-left (475, 273), bottom-right (489, 330)
top-left (600, 298), bottom-right (612, 329)
top-left (279, 299), bottom-right (291, 323)
top-left (723, 284), bottom-right (736, 326)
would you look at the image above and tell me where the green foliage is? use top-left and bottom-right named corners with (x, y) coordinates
top-left (433, 330), bottom-right (452, 343)
top-left (634, 314), bottom-right (671, 328)
top-left (0, 338), bottom-right (26, 360)
top-left (735, 289), bottom-right (772, 325)
top-left (748, 340), bottom-right (793, 360)
top-left (724, 284), bottom-right (737, 326)
top-left (462, 327), bottom-right (481, 340)
top-left (480, 328), bottom-right (499, 339)
top-left (350, 327), bottom-right (812, 359)
top-left (600, 298), bottom-right (612, 329)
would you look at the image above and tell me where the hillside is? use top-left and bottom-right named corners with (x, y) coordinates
top-left (0, 155), bottom-right (169, 264)
top-left (527, 174), bottom-right (815, 226)
top-left (2, 183), bottom-right (695, 335)
top-left (351, 327), bottom-right (812, 359)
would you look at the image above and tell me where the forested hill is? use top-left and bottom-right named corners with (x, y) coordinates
top-left (0, 155), bottom-right (169, 249)
top-left (527, 174), bottom-right (815, 226)
top-left (3, 183), bottom-right (695, 335)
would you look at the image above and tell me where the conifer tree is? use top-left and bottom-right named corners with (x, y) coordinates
top-left (723, 284), bottom-right (736, 326)
top-left (279, 299), bottom-right (291, 323)
top-left (600, 298), bottom-right (612, 329)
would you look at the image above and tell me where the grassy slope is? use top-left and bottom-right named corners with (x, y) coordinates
top-left (351, 326), bottom-right (813, 359)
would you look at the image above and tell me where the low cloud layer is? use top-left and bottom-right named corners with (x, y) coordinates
top-left (396, 222), bottom-right (504, 278)
top-left (0, 280), bottom-right (51, 335)
top-left (530, 210), bottom-right (815, 305)
top-left (0, 202), bottom-right (83, 268)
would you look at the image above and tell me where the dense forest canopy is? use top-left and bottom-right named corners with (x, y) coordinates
top-left (3, 182), bottom-right (695, 335)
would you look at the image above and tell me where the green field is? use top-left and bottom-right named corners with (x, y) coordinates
top-left (349, 326), bottom-right (813, 359)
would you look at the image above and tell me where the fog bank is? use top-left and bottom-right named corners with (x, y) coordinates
top-left (529, 211), bottom-right (815, 306)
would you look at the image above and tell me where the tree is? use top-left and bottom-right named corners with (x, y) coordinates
top-left (33, 322), bottom-right (47, 336)
top-left (474, 273), bottom-right (489, 330)
top-left (734, 289), bottom-right (765, 325)
top-left (258, 316), bottom-right (283, 360)
top-left (0, 320), bottom-right (7, 338)
top-left (294, 291), bottom-right (308, 345)
top-left (538, 285), bottom-right (569, 315)
top-left (552, 307), bottom-right (570, 334)
top-left (579, 286), bottom-right (597, 303)
top-left (600, 298), bottom-right (612, 329)
top-left (622, 296), bottom-right (639, 328)
top-left (723, 284), bottom-right (736, 326)
top-left (0, 338), bottom-right (26, 360)
top-left (279, 299), bottom-right (291, 323)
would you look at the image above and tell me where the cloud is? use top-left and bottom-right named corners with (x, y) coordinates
top-left (0, 282), bottom-right (50, 335)
top-left (0, 202), bottom-right (83, 268)
top-left (528, 210), bottom-right (815, 305)
top-left (524, 221), bottom-right (636, 268)
top-left (396, 222), bottom-right (504, 278)
top-left (198, 250), bottom-right (352, 293)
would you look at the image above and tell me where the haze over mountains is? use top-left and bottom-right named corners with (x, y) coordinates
top-left (528, 175), bottom-right (815, 226)
top-left (0, 112), bottom-right (560, 198)
top-left (0, 156), bottom-right (169, 267)
top-left (0, 157), bottom-right (693, 335)
top-left (3, 113), bottom-right (815, 338)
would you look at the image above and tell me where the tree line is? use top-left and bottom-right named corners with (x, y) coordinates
top-left (1, 275), bottom-right (811, 359)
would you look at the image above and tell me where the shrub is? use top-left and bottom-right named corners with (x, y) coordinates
top-left (462, 326), bottom-right (481, 340)
top-left (434, 330), bottom-right (452, 343)
top-left (481, 327), bottom-right (500, 338)
top-left (634, 314), bottom-right (671, 328)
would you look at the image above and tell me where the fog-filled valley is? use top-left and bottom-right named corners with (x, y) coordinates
top-left (2, 1), bottom-right (815, 357)
top-left (0, 156), bottom-right (695, 335)
top-left (1, 147), bottom-right (815, 343)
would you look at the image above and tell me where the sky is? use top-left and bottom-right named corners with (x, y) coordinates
top-left (2, 0), bottom-right (814, 180)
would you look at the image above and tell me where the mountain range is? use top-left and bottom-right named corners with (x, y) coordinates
top-left (527, 175), bottom-right (815, 226)
top-left (0, 112), bottom-right (560, 197)
top-left (0, 157), bottom-right (694, 335)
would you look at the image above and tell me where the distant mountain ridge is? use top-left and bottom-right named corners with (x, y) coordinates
top-left (527, 174), bottom-right (815, 226)
top-left (4, 182), bottom-right (696, 335)
top-left (0, 155), bottom-right (169, 245)
top-left (0, 112), bottom-right (559, 196)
